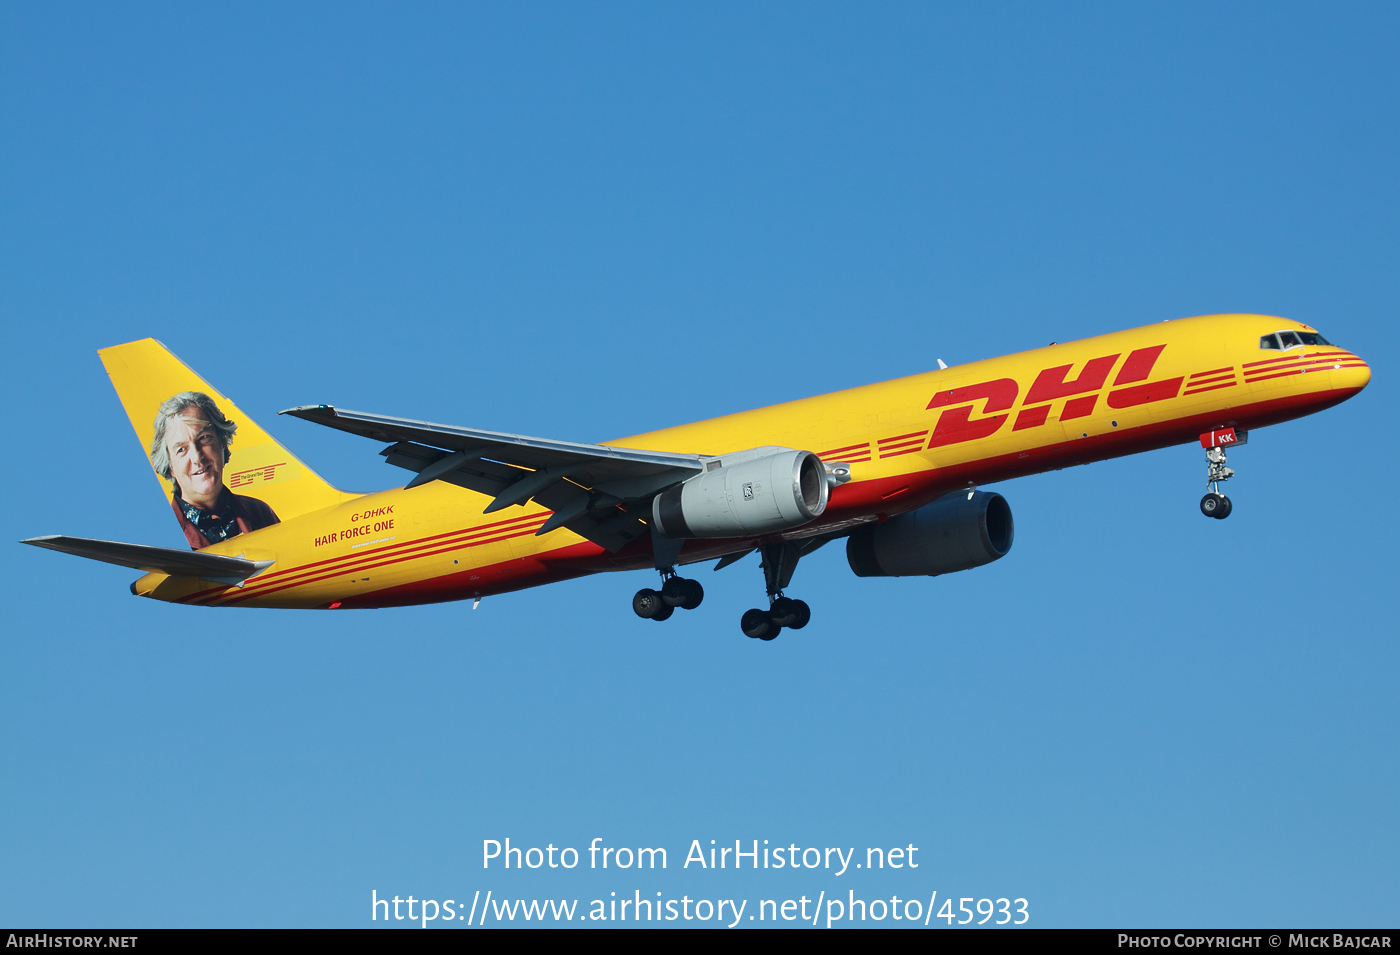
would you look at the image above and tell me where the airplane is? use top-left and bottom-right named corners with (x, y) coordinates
top-left (22, 313), bottom-right (1370, 640)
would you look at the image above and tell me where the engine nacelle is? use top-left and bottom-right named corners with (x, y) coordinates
top-left (652, 448), bottom-right (828, 538)
top-left (846, 490), bottom-right (1013, 577)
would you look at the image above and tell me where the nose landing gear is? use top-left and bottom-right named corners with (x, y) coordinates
top-left (1198, 428), bottom-right (1244, 520)
top-left (1200, 446), bottom-right (1234, 519)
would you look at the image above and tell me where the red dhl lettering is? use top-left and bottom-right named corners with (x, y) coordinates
top-left (926, 345), bottom-right (1181, 447)
top-left (1013, 404), bottom-right (1051, 431)
top-left (925, 379), bottom-right (1018, 448)
top-left (1106, 345), bottom-right (1181, 406)
top-left (1113, 345), bottom-right (1167, 384)
top-left (1106, 377), bottom-right (1183, 408)
top-left (1061, 394), bottom-right (1098, 420)
top-left (1024, 354), bottom-right (1119, 404)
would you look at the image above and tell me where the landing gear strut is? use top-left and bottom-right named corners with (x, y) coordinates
top-left (740, 540), bottom-right (813, 641)
top-left (633, 568), bottom-right (704, 622)
top-left (1200, 445), bottom-right (1234, 520)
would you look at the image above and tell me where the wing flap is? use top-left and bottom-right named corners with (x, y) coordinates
top-left (381, 442), bottom-right (521, 498)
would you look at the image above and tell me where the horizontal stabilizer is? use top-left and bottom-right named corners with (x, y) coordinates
top-left (21, 535), bottom-right (274, 585)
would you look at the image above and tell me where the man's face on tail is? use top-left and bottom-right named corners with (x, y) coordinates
top-left (164, 407), bottom-right (225, 510)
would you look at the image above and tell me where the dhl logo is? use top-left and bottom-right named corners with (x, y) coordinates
top-left (924, 344), bottom-right (1182, 449)
top-left (816, 345), bottom-right (1364, 465)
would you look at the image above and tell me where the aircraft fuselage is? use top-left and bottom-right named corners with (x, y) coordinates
top-left (131, 313), bottom-right (1370, 609)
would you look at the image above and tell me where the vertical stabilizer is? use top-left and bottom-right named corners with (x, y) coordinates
top-left (99, 339), bottom-right (356, 537)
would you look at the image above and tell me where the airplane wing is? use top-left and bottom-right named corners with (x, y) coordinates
top-left (281, 405), bottom-right (709, 551)
top-left (21, 535), bottom-right (275, 585)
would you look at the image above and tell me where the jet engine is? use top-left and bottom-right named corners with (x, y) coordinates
top-left (846, 490), bottom-right (1013, 577)
top-left (652, 448), bottom-right (828, 538)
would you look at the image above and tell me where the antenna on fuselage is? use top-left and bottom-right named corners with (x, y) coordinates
top-left (937, 359), bottom-right (948, 370)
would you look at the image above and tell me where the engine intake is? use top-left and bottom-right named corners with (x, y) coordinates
top-left (847, 490), bottom-right (1013, 577)
top-left (652, 448), bottom-right (828, 538)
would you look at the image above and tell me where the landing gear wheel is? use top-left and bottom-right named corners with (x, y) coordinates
top-left (1216, 495), bottom-right (1232, 519)
top-left (769, 596), bottom-right (800, 628)
top-left (661, 576), bottom-right (689, 607)
top-left (788, 599), bottom-right (811, 630)
top-left (680, 578), bottom-right (704, 610)
top-left (662, 576), bottom-right (704, 610)
top-left (633, 588), bottom-right (665, 619)
top-left (1200, 493), bottom-right (1225, 518)
top-left (651, 603), bottom-right (674, 621)
top-left (741, 608), bottom-right (776, 640)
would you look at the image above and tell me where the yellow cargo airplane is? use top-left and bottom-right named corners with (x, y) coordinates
top-left (22, 314), bottom-right (1369, 639)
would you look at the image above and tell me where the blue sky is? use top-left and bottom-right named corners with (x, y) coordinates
top-left (1, 2), bottom-right (1396, 928)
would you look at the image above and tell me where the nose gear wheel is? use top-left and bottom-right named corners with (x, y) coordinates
top-left (1200, 444), bottom-right (1236, 520)
top-left (1200, 492), bottom-right (1232, 519)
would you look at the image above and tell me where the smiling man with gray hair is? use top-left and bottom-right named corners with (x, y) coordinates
top-left (150, 391), bottom-right (280, 549)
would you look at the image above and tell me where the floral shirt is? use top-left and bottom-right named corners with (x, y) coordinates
top-left (176, 487), bottom-right (244, 543)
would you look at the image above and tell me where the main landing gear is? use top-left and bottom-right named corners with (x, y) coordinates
top-left (741, 597), bottom-right (810, 640)
top-left (1200, 444), bottom-right (1234, 520)
top-left (632, 535), bottom-right (825, 639)
top-left (740, 540), bottom-right (813, 641)
top-left (633, 571), bottom-right (704, 622)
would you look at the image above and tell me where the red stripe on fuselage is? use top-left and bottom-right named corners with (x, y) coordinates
top-left (818, 442), bottom-right (871, 456)
top-left (1242, 350), bottom-right (1353, 368)
top-left (180, 512), bottom-right (551, 604)
top-left (878, 430), bottom-right (930, 445)
top-left (1244, 357), bottom-right (1367, 377)
top-left (214, 524), bottom-right (550, 606)
top-left (1182, 382), bottom-right (1238, 396)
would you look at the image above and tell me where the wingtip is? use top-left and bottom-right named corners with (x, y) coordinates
top-left (279, 404), bottom-right (336, 418)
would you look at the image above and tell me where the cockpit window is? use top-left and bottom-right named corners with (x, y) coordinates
top-left (1260, 329), bottom-right (1332, 350)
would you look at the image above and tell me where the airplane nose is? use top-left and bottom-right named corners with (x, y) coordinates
top-left (1328, 349), bottom-right (1371, 393)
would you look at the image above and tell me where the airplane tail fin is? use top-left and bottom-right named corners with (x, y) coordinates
top-left (99, 339), bottom-right (356, 529)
